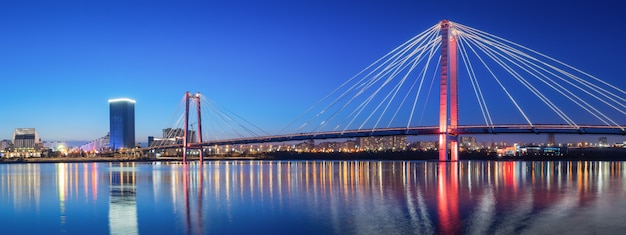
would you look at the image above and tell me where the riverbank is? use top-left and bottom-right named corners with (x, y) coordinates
top-left (0, 155), bottom-right (271, 164)
top-left (0, 157), bottom-right (149, 164)
top-left (1, 148), bottom-right (624, 163)
top-left (266, 149), bottom-right (626, 161)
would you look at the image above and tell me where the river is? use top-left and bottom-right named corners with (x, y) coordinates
top-left (1, 160), bottom-right (624, 234)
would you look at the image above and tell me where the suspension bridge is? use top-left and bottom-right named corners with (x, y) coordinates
top-left (147, 20), bottom-right (625, 162)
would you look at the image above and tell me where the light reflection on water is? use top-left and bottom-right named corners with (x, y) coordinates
top-left (0, 160), bottom-right (625, 234)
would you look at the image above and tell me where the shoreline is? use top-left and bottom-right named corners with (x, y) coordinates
top-left (2, 149), bottom-right (625, 164)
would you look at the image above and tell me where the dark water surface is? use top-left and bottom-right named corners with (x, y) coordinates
top-left (1, 160), bottom-right (625, 234)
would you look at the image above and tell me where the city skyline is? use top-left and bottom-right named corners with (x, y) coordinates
top-left (0, 1), bottom-right (624, 143)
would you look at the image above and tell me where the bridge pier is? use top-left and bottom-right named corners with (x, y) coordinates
top-left (439, 20), bottom-right (459, 162)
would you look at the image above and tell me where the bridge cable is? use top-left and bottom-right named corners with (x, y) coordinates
top-left (478, 33), bottom-right (622, 127)
top-left (416, 55), bottom-right (440, 127)
top-left (455, 23), bottom-right (626, 96)
top-left (337, 29), bottom-right (441, 132)
top-left (351, 34), bottom-right (442, 131)
top-left (462, 31), bottom-right (579, 127)
top-left (462, 25), bottom-right (626, 114)
top-left (306, 26), bottom-right (440, 133)
top-left (282, 24), bottom-right (440, 134)
top-left (402, 37), bottom-right (441, 131)
top-left (457, 32), bottom-right (534, 126)
top-left (457, 34), bottom-right (494, 128)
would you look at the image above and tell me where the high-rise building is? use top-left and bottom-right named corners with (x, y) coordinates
top-left (109, 98), bottom-right (136, 150)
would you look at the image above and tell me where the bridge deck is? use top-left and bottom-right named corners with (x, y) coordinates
top-left (146, 124), bottom-right (625, 149)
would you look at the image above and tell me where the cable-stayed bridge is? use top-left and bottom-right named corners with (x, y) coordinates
top-left (148, 20), bottom-right (625, 162)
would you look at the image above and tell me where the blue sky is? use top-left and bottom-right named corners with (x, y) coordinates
top-left (0, 0), bottom-right (624, 144)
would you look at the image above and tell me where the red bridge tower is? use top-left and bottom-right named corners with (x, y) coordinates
top-left (183, 91), bottom-right (204, 163)
top-left (439, 20), bottom-right (459, 161)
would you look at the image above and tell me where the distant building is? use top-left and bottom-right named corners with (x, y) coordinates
top-left (316, 141), bottom-right (340, 152)
top-left (517, 145), bottom-right (567, 156)
top-left (295, 139), bottom-right (315, 152)
top-left (163, 128), bottom-right (195, 142)
top-left (109, 98), bottom-right (136, 150)
top-left (80, 133), bottom-right (110, 152)
top-left (460, 136), bottom-right (482, 151)
top-left (0, 139), bottom-right (11, 151)
top-left (341, 140), bottom-right (356, 152)
top-left (43, 141), bottom-right (69, 152)
top-left (409, 141), bottom-right (436, 151)
top-left (547, 134), bottom-right (555, 146)
top-left (147, 136), bottom-right (154, 147)
top-left (13, 128), bottom-right (40, 150)
top-left (11, 128), bottom-right (42, 157)
top-left (357, 136), bottom-right (406, 151)
top-left (0, 139), bottom-right (12, 157)
top-left (163, 128), bottom-right (183, 139)
top-left (496, 146), bottom-right (517, 157)
top-left (149, 128), bottom-right (195, 148)
top-left (598, 137), bottom-right (608, 147)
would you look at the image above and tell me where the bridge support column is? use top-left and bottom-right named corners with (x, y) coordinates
top-left (439, 20), bottom-right (459, 162)
top-left (182, 91), bottom-right (204, 164)
top-left (183, 92), bottom-right (190, 163)
top-left (195, 93), bottom-right (204, 164)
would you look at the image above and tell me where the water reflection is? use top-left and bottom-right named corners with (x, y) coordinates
top-left (438, 162), bottom-right (459, 234)
top-left (181, 164), bottom-right (204, 235)
top-left (0, 161), bottom-right (625, 234)
top-left (160, 161), bottom-right (626, 234)
top-left (0, 164), bottom-right (41, 210)
top-left (109, 162), bottom-right (138, 235)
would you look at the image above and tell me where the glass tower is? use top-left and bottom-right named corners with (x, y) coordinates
top-left (109, 98), bottom-right (136, 150)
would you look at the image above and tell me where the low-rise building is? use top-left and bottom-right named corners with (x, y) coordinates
top-left (10, 128), bottom-right (43, 157)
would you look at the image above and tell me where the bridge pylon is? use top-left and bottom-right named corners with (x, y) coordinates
top-left (439, 20), bottom-right (459, 162)
top-left (183, 91), bottom-right (204, 163)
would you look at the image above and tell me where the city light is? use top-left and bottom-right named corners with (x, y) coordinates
top-left (108, 98), bottom-right (136, 103)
